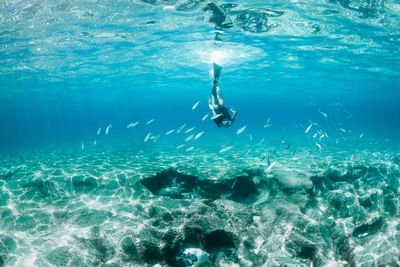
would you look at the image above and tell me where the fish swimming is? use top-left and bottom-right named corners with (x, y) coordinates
top-left (210, 114), bottom-right (222, 120)
top-left (192, 101), bottom-right (200, 110)
top-left (176, 124), bottom-right (186, 133)
top-left (185, 146), bottom-right (195, 152)
top-left (105, 124), bottom-right (112, 135)
top-left (176, 144), bottom-right (185, 149)
top-left (265, 162), bottom-right (276, 173)
top-left (97, 127), bottom-right (101, 135)
top-left (219, 145), bottom-right (233, 153)
top-left (144, 133), bottom-right (151, 142)
top-left (202, 114), bottom-right (209, 121)
top-left (320, 111), bottom-right (328, 118)
top-left (305, 123), bottom-right (312, 134)
top-left (146, 119), bottom-right (155, 125)
top-left (185, 127), bottom-right (195, 134)
top-left (165, 129), bottom-right (175, 135)
top-left (236, 125), bottom-right (247, 135)
top-left (264, 118), bottom-right (272, 128)
top-left (127, 121), bottom-right (139, 128)
top-left (185, 134), bottom-right (194, 142)
top-left (194, 131), bottom-right (204, 140)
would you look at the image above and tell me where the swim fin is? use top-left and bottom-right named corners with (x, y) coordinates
top-left (213, 62), bottom-right (222, 81)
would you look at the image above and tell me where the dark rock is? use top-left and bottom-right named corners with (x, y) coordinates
top-left (203, 230), bottom-right (235, 253)
top-left (163, 229), bottom-right (184, 265)
top-left (230, 176), bottom-right (258, 203)
top-left (183, 225), bottom-right (205, 247)
top-left (137, 239), bottom-right (162, 264)
top-left (197, 179), bottom-right (234, 200)
top-left (121, 237), bottom-right (139, 260)
top-left (352, 216), bottom-right (385, 238)
top-left (141, 169), bottom-right (198, 199)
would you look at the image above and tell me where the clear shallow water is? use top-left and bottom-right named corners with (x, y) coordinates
top-left (1, 0), bottom-right (400, 266)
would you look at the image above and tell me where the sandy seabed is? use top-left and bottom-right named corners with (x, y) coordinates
top-left (0, 140), bottom-right (399, 266)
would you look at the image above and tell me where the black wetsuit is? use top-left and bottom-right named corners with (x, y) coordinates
top-left (213, 105), bottom-right (234, 128)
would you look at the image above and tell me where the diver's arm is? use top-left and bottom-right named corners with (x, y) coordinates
top-left (231, 108), bottom-right (237, 121)
top-left (208, 98), bottom-right (217, 115)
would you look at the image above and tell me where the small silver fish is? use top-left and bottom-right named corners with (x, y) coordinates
top-left (210, 114), bottom-right (222, 120)
top-left (236, 125), bottom-right (247, 135)
top-left (194, 131), bottom-right (204, 140)
top-left (97, 127), bottom-right (101, 135)
top-left (316, 143), bottom-right (322, 151)
top-left (219, 146), bottom-right (233, 153)
top-left (313, 133), bottom-right (318, 138)
top-left (105, 124), bottom-right (112, 135)
top-left (146, 119), bottom-right (155, 125)
top-left (265, 162), bottom-right (276, 173)
top-left (319, 134), bottom-right (325, 141)
top-left (185, 127), bottom-right (195, 134)
top-left (176, 144), bottom-right (185, 149)
top-left (176, 124), bottom-right (186, 133)
top-left (165, 129), bottom-right (175, 135)
top-left (127, 121), bottom-right (139, 128)
top-left (320, 111), bottom-right (328, 118)
top-left (185, 134), bottom-right (194, 142)
top-left (360, 133), bottom-right (364, 138)
top-left (93, 140), bottom-right (97, 145)
top-left (257, 138), bottom-right (264, 145)
top-left (81, 141), bottom-right (84, 150)
top-left (339, 128), bottom-right (347, 133)
top-left (185, 146), bottom-right (195, 152)
top-left (305, 124), bottom-right (312, 134)
top-left (201, 114), bottom-right (209, 121)
top-left (144, 133), bottom-right (151, 142)
top-left (192, 101), bottom-right (200, 110)
top-left (264, 118), bottom-right (272, 128)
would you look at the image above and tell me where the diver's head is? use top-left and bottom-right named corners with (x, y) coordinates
top-left (221, 120), bottom-right (232, 128)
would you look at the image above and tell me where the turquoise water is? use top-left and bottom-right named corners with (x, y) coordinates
top-left (1, 0), bottom-right (400, 266)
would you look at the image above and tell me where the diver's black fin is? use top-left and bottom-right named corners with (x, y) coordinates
top-left (213, 63), bottom-right (222, 81)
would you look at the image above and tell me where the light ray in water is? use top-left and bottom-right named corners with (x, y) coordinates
top-left (192, 101), bottom-right (200, 110)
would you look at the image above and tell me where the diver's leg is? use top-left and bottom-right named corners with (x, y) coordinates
top-left (215, 84), bottom-right (224, 106)
top-left (211, 83), bottom-right (220, 108)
